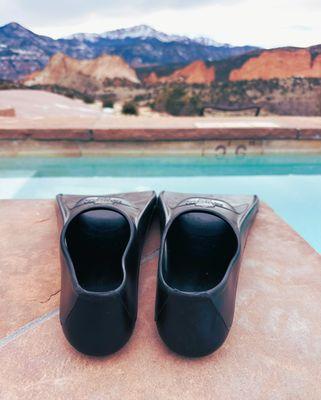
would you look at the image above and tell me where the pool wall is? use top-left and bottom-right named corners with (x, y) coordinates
top-left (1, 116), bottom-right (321, 156)
top-left (0, 139), bottom-right (321, 157)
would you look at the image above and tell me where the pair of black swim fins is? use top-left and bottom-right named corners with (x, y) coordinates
top-left (57, 190), bottom-right (259, 358)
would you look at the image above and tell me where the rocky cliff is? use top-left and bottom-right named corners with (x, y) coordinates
top-left (145, 60), bottom-right (215, 84)
top-left (24, 53), bottom-right (140, 92)
top-left (229, 49), bottom-right (321, 81)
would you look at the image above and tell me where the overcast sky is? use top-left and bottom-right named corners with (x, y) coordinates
top-left (0, 0), bottom-right (320, 48)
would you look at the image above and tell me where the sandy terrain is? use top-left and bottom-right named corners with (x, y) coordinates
top-left (0, 89), bottom-right (102, 119)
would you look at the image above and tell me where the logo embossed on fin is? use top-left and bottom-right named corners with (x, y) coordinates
top-left (175, 197), bottom-right (247, 214)
top-left (72, 196), bottom-right (136, 209)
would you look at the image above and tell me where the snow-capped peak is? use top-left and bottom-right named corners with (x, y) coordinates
top-left (101, 25), bottom-right (186, 42)
top-left (102, 25), bottom-right (229, 47)
top-left (64, 25), bottom-right (227, 47)
top-left (65, 32), bottom-right (100, 43)
top-left (193, 36), bottom-right (228, 47)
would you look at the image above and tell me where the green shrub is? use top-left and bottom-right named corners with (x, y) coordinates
top-left (122, 101), bottom-right (139, 115)
top-left (164, 86), bottom-right (186, 116)
top-left (99, 94), bottom-right (116, 108)
top-left (153, 85), bottom-right (203, 116)
top-left (101, 99), bottom-right (114, 108)
top-left (82, 94), bottom-right (95, 104)
top-left (189, 94), bottom-right (203, 115)
top-left (134, 94), bottom-right (146, 102)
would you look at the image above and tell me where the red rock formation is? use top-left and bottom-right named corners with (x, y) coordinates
top-left (23, 52), bottom-right (140, 91)
top-left (144, 72), bottom-right (159, 85)
top-left (144, 60), bottom-right (215, 85)
top-left (0, 107), bottom-right (15, 117)
top-left (230, 49), bottom-right (321, 81)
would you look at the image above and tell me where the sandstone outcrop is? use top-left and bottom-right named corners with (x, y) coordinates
top-left (230, 49), bottom-right (321, 81)
top-left (145, 60), bottom-right (215, 85)
top-left (24, 52), bottom-right (140, 92)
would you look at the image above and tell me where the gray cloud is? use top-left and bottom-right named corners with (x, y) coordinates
top-left (0, 0), bottom-right (239, 27)
top-left (290, 25), bottom-right (312, 32)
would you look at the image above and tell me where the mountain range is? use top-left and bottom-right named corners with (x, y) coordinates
top-left (2, 22), bottom-right (321, 116)
top-left (0, 22), bottom-right (256, 81)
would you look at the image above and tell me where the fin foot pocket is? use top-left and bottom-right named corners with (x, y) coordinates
top-left (66, 209), bottom-right (130, 292)
top-left (165, 211), bottom-right (238, 292)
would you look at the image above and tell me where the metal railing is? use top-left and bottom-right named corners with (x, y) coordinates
top-left (199, 105), bottom-right (261, 116)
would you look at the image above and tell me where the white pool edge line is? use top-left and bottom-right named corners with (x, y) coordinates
top-left (195, 122), bottom-right (281, 128)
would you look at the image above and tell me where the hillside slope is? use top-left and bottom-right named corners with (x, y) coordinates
top-left (23, 53), bottom-right (140, 92)
top-left (145, 61), bottom-right (215, 84)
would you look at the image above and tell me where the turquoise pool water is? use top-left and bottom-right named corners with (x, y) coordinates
top-left (0, 155), bottom-right (320, 253)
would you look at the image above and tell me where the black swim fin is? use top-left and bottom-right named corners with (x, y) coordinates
top-left (56, 191), bottom-right (156, 356)
top-left (155, 191), bottom-right (259, 357)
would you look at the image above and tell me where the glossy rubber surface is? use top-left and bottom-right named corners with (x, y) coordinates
top-left (155, 191), bottom-right (259, 357)
top-left (165, 212), bottom-right (238, 292)
top-left (57, 191), bottom-right (156, 356)
top-left (66, 210), bottom-right (130, 292)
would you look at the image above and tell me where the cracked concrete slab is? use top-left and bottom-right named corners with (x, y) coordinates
top-left (0, 200), bottom-right (60, 338)
top-left (0, 200), bottom-right (160, 340)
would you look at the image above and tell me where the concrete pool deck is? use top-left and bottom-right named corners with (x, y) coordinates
top-left (1, 115), bottom-right (321, 156)
top-left (0, 200), bottom-right (320, 399)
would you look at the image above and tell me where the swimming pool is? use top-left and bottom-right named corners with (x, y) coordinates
top-left (0, 154), bottom-right (320, 253)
